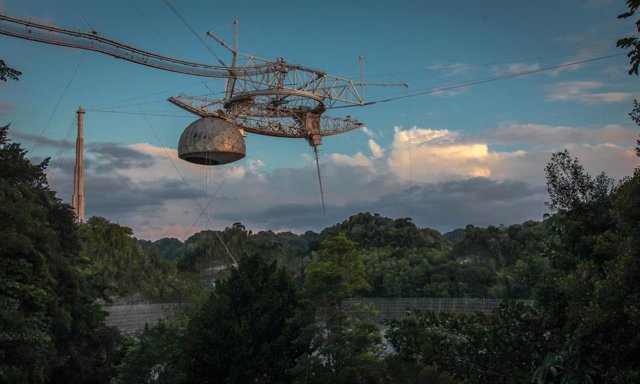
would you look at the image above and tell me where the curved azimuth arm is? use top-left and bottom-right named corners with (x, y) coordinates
top-left (0, 13), bottom-right (373, 108)
top-left (0, 14), bottom-right (280, 77)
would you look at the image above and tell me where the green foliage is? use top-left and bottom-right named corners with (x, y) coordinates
top-left (0, 125), bottom-right (121, 383)
top-left (533, 150), bottom-right (640, 382)
top-left (443, 228), bottom-right (466, 245)
top-left (182, 253), bottom-right (304, 384)
top-left (545, 149), bottom-right (614, 212)
top-left (617, 0), bottom-right (640, 75)
top-left (294, 234), bottom-right (384, 384)
top-left (0, 59), bottom-right (21, 82)
top-left (80, 217), bottom-right (194, 302)
top-left (292, 313), bottom-right (386, 384)
top-left (322, 212), bottom-right (448, 250)
top-left (386, 302), bottom-right (551, 384)
top-left (631, 99), bottom-right (640, 157)
top-left (314, 233), bottom-right (370, 297)
top-left (114, 316), bottom-right (188, 384)
top-left (139, 237), bottom-right (185, 261)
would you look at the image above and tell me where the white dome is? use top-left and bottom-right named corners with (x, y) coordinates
top-left (178, 117), bottom-right (246, 165)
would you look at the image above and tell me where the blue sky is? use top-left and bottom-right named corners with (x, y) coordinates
top-left (1, 0), bottom-right (638, 239)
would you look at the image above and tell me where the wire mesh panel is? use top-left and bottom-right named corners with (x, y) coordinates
top-left (342, 298), bottom-right (535, 323)
top-left (103, 303), bottom-right (182, 335)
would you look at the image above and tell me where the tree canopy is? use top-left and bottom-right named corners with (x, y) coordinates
top-left (0, 125), bottom-right (121, 383)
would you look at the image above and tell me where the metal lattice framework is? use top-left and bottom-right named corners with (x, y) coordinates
top-left (0, 13), bottom-right (367, 145)
top-left (0, 10), bottom-right (408, 213)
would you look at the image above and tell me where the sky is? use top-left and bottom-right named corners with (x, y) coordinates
top-left (1, 0), bottom-right (639, 240)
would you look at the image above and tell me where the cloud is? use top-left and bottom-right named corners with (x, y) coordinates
top-left (9, 129), bottom-right (73, 149)
top-left (431, 87), bottom-right (468, 97)
top-left (247, 159), bottom-right (265, 169)
top-left (329, 152), bottom-right (372, 167)
top-left (361, 126), bottom-right (376, 137)
top-left (231, 178), bottom-right (548, 233)
top-left (42, 120), bottom-right (638, 240)
top-left (368, 139), bottom-right (384, 158)
top-left (546, 81), bottom-right (633, 104)
top-left (426, 63), bottom-right (470, 73)
top-left (88, 142), bottom-right (154, 172)
top-left (386, 125), bottom-right (636, 185)
top-left (545, 58), bottom-right (587, 76)
top-left (387, 126), bottom-right (510, 182)
top-left (476, 123), bottom-right (638, 146)
top-left (493, 62), bottom-right (541, 76)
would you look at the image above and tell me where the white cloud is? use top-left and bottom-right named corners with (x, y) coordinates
top-left (247, 159), bottom-right (265, 169)
top-left (361, 126), bottom-right (376, 137)
top-left (431, 87), bottom-right (468, 97)
top-left (387, 125), bottom-right (637, 185)
top-left (43, 120), bottom-right (638, 240)
top-left (368, 139), bottom-right (384, 158)
top-left (546, 81), bottom-right (633, 104)
top-left (477, 123), bottom-right (638, 146)
top-left (427, 62), bottom-right (471, 74)
top-left (329, 151), bottom-right (372, 167)
top-left (387, 127), bottom-right (512, 182)
top-left (493, 62), bottom-right (541, 76)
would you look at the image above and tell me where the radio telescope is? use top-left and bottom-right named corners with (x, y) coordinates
top-left (0, 12), bottom-right (405, 211)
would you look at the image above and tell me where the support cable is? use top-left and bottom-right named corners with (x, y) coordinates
top-left (312, 145), bottom-right (326, 215)
top-left (364, 49), bottom-right (622, 78)
top-left (84, 108), bottom-right (193, 118)
top-left (88, 80), bottom-right (219, 109)
top-left (30, 52), bottom-right (85, 154)
top-left (329, 53), bottom-right (626, 109)
top-left (130, 0), bottom-right (216, 95)
top-left (162, 0), bottom-right (228, 67)
top-left (44, 116), bottom-right (76, 185)
top-left (68, 0), bottom-right (95, 32)
top-left (180, 166), bottom-right (231, 242)
top-left (115, 62), bottom-right (237, 265)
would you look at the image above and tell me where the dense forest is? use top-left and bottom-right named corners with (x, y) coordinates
top-left (2, 3), bottom-right (640, 382)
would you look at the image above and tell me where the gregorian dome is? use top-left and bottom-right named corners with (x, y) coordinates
top-left (177, 117), bottom-right (246, 165)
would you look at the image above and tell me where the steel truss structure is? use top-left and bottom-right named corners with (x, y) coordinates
top-left (0, 13), bottom-right (368, 145)
top-left (0, 10), bottom-right (407, 213)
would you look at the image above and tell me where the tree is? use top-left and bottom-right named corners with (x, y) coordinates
top-left (304, 233), bottom-right (369, 303)
top-left (79, 216), bottom-right (190, 302)
top-left (631, 99), bottom-right (640, 157)
top-left (617, 0), bottom-right (640, 75)
top-left (386, 302), bottom-right (551, 384)
top-left (293, 234), bottom-right (384, 384)
top-left (0, 126), bottom-right (121, 383)
top-left (0, 59), bottom-right (21, 82)
top-left (533, 145), bottom-right (640, 382)
top-left (114, 316), bottom-right (189, 384)
top-left (182, 253), bottom-right (304, 384)
top-left (544, 149), bottom-right (614, 212)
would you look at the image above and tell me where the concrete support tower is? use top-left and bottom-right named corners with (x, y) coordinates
top-left (72, 107), bottom-right (85, 223)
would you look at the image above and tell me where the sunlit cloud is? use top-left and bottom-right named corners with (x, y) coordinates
top-left (41, 119), bottom-right (639, 240)
top-left (329, 151), bottom-right (372, 167)
top-left (361, 126), bottom-right (376, 138)
top-left (387, 127), bottom-right (511, 182)
top-left (368, 139), bottom-right (384, 158)
top-left (247, 159), bottom-right (265, 169)
top-left (546, 81), bottom-right (633, 104)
